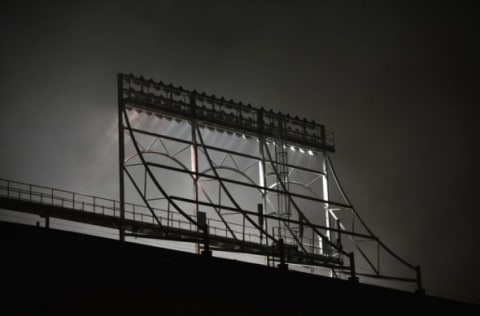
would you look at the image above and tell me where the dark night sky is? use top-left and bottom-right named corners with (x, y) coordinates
top-left (1, 0), bottom-right (479, 304)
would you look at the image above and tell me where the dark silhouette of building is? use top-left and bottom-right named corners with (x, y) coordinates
top-left (1, 220), bottom-right (477, 315)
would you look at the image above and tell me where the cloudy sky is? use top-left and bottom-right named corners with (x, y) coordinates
top-left (1, 0), bottom-right (479, 304)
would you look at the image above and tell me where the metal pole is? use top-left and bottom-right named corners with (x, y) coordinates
top-left (202, 225), bottom-right (212, 257)
top-left (258, 135), bottom-right (267, 246)
top-left (349, 252), bottom-right (358, 282)
top-left (243, 214), bottom-right (246, 243)
top-left (377, 241), bottom-right (380, 274)
top-left (322, 151), bottom-right (332, 277)
top-left (278, 238), bottom-right (288, 270)
top-left (258, 203), bottom-right (264, 244)
top-left (118, 74), bottom-right (125, 241)
top-left (191, 95), bottom-right (200, 254)
top-left (322, 151), bottom-right (330, 243)
top-left (336, 218), bottom-right (342, 250)
top-left (415, 266), bottom-right (425, 295)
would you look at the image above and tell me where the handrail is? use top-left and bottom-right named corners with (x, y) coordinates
top-left (0, 179), bottom-right (277, 245)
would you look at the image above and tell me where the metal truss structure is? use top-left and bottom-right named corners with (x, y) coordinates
top-left (116, 74), bottom-right (424, 291)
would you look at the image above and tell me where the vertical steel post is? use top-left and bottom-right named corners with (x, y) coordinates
top-left (349, 252), bottom-right (358, 282)
top-left (117, 74), bottom-right (125, 241)
top-left (258, 203), bottom-right (264, 243)
top-left (258, 135), bottom-right (267, 245)
top-left (415, 266), bottom-right (425, 294)
top-left (258, 109), bottom-right (268, 250)
top-left (377, 241), bottom-right (380, 274)
top-left (190, 93), bottom-right (200, 254)
top-left (336, 218), bottom-right (342, 250)
top-left (278, 238), bottom-right (288, 270)
top-left (322, 151), bottom-right (330, 243)
top-left (202, 225), bottom-right (211, 256)
top-left (322, 151), bottom-right (332, 277)
top-left (242, 213), bottom-right (246, 242)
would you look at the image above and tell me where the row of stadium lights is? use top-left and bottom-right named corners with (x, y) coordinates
top-left (208, 131), bottom-right (316, 156)
top-left (261, 138), bottom-right (315, 156)
top-left (129, 109), bottom-right (316, 156)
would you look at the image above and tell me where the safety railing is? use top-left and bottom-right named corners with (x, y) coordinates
top-left (0, 178), bottom-right (265, 245)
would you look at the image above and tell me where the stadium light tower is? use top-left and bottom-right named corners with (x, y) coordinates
top-left (116, 73), bottom-right (423, 292)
